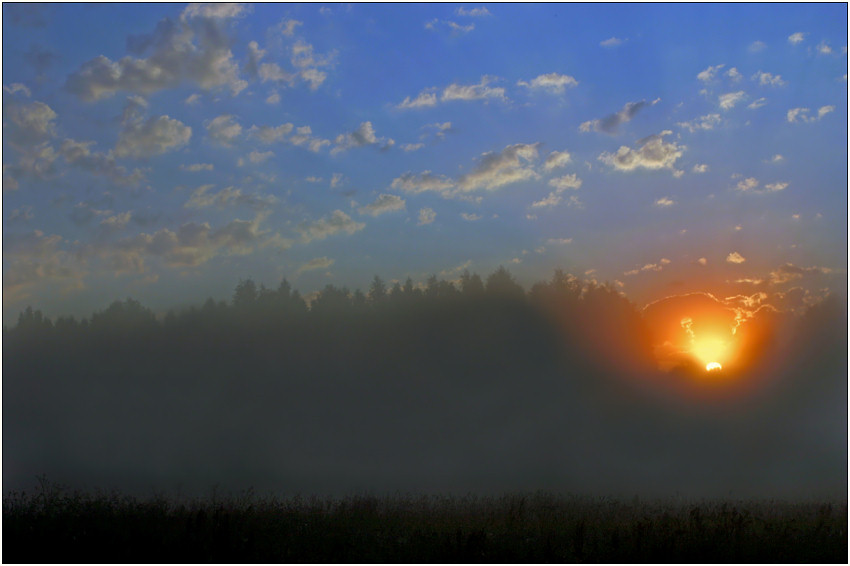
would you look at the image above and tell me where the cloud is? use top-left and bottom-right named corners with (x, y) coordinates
top-left (548, 173), bottom-right (582, 190)
top-left (598, 131), bottom-right (684, 173)
top-left (624, 260), bottom-right (669, 276)
top-left (181, 163), bottom-right (214, 172)
top-left (517, 72), bottom-right (578, 94)
top-left (330, 173), bottom-right (344, 188)
top-left (3, 230), bottom-right (84, 301)
top-left (817, 41), bottom-right (832, 55)
top-left (543, 150), bottom-right (572, 171)
top-left (788, 32), bottom-right (805, 45)
top-left (297, 256), bottom-right (334, 274)
top-left (749, 41), bottom-right (766, 52)
top-left (3, 83), bottom-right (31, 97)
top-left (66, 12), bottom-right (247, 100)
top-left (184, 93), bottom-right (201, 105)
top-left (698, 257), bottom-right (707, 266)
top-left (206, 114), bottom-right (242, 146)
top-left (180, 3), bottom-right (249, 20)
top-left (748, 97), bottom-right (767, 110)
top-left (288, 126), bottom-right (331, 152)
top-left (441, 76), bottom-right (506, 103)
top-left (396, 89), bottom-right (438, 109)
top-left (458, 143), bottom-right (541, 191)
top-left (265, 91), bottom-right (280, 105)
top-left (249, 123), bottom-right (294, 143)
top-left (692, 164), bottom-right (709, 173)
top-left (655, 197), bottom-right (675, 207)
top-left (580, 99), bottom-right (655, 134)
top-left (752, 71), bottom-right (786, 86)
top-left (697, 63), bottom-right (725, 82)
top-left (332, 121), bottom-right (393, 154)
top-left (424, 19), bottom-right (475, 34)
top-left (726, 67), bottom-right (743, 81)
top-left (547, 238), bottom-right (572, 245)
top-left (185, 185), bottom-right (277, 210)
top-left (3, 97), bottom-right (57, 150)
top-left (423, 121), bottom-right (453, 138)
top-left (9, 206), bottom-right (34, 223)
top-left (455, 6), bottom-right (491, 17)
top-left (460, 213), bottom-right (482, 221)
top-left (299, 210), bottom-right (365, 243)
top-left (70, 201), bottom-right (112, 226)
top-left (726, 252), bottom-right (746, 264)
top-left (735, 177), bottom-right (759, 192)
top-left (786, 106), bottom-right (834, 123)
top-left (769, 262), bottom-right (833, 285)
top-left (417, 208), bottom-right (436, 225)
top-left (247, 150), bottom-right (274, 164)
top-left (718, 91), bottom-right (746, 110)
top-left (600, 37), bottom-right (624, 47)
top-left (114, 114), bottom-right (191, 158)
top-left (401, 143), bottom-right (424, 152)
top-left (391, 171), bottom-right (455, 195)
top-left (677, 113), bottom-right (722, 132)
top-left (530, 192), bottom-right (562, 209)
top-left (769, 154), bottom-right (784, 163)
top-left (60, 138), bottom-right (144, 185)
top-left (276, 18), bottom-right (303, 37)
top-left (358, 194), bottom-right (406, 217)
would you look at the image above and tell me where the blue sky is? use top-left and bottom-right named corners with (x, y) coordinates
top-left (3, 3), bottom-right (847, 324)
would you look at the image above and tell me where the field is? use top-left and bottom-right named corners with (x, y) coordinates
top-left (3, 484), bottom-right (847, 563)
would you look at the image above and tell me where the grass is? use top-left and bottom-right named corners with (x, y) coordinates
top-left (3, 481), bottom-right (847, 563)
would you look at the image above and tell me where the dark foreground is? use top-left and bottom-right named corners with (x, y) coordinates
top-left (3, 487), bottom-right (847, 563)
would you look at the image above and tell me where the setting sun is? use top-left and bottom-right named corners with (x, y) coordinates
top-left (706, 362), bottom-right (722, 372)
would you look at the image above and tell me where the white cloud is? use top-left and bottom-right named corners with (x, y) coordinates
top-left (297, 256), bottom-right (334, 274)
top-left (181, 3), bottom-right (249, 20)
top-left (181, 163), bottom-right (214, 172)
top-left (692, 163), bottom-right (709, 173)
top-left (185, 184), bottom-right (277, 210)
top-left (788, 32), bottom-right (805, 45)
top-left (391, 171), bottom-right (455, 195)
top-left (3, 97), bottom-right (57, 150)
top-left (401, 143), bottom-right (424, 152)
top-left (458, 142), bottom-right (541, 191)
top-left (726, 67), bottom-right (743, 81)
top-left (677, 113), bottom-right (721, 132)
top-left (289, 125), bottom-right (331, 152)
top-left (441, 76), bottom-right (506, 103)
top-left (718, 91), bottom-right (746, 110)
top-left (600, 37), bottom-right (624, 47)
top-left (3, 83), bottom-right (31, 97)
top-left (425, 19), bottom-right (475, 34)
top-left (817, 41), bottom-right (832, 55)
top-left (455, 6), bottom-right (491, 17)
top-left (266, 91), bottom-right (280, 105)
top-left (752, 71), bottom-right (786, 86)
top-left (59, 138), bottom-right (143, 185)
top-left (748, 97), bottom-right (767, 110)
top-left (332, 121), bottom-right (392, 154)
top-left (250, 122), bottom-right (294, 143)
top-left (697, 63), bottom-right (724, 82)
top-left (530, 192), bottom-right (562, 209)
top-left (547, 238), bottom-right (572, 245)
top-left (396, 89), bottom-right (438, 109)
top-left (184, 93), bottom-right (201, 105)
top-left (330, 173), bottom-right (344, 188)
top-left (460, 212), bottom-right (482, 221)
top-left (655, 197), bottom-right (674, 207)
top-left (787, 106), bottom-right (834, 123)
top-left (580, 99), bottom-right (656, 134)
top-left (66, 12), bottom-right (247, 101)
top-left (114, 114), bottom-right (191, 158)
top-left (417, 207), bottom-right (436, 225)
top-left (517, 72), bottom-right (578, 94)
top-left (598, 131), bottom-right (684, 173)
top-left (735, 177), bottom-right (759, 191)
top-left (764, 182), bottom-right (788, 192)
top-left (548, 173), bottom-right (582, 190)
top-left (277, 18), bottom-right (302, 37)
top-left (206, 114), bottom-right (242, 146)
top-left (726, 252), bottom-right (746, 264)
top-left (299, 210), bottom-right (365, 243)
top-left (247, 150), bottom-right (274, 164)
top-left (543, 150), bottom-right (572, 171)
top-left (358, 194), bottom-right (406, 216)
top-left (769, 154), bottom-right (784, 163)
top-left (748, 41), bottom-right (766, 52)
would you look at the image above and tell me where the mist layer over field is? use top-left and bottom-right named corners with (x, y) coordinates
top-left (4, 270), bottom-right (846, 500)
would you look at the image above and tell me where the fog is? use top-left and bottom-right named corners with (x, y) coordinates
top-left (4, 270), bottom-right (846, 501)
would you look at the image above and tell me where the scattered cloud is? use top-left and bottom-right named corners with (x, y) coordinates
top-left (787, 106), bottom-right (834, 123)
top-left (748, 97), bottom-right (767, 110)
top-left (752, 71), bottom-right (786, 86)
top-left (580, 99), bottom-right (657, 134)
top-left (600, 37), bottom-right (625, 47)
top-left (718, 91), bottom-right (746, 110)
top-left (297, 256), bottom-right (334, 274)
top-left (358, 194), bottom-right (406, 216)
top-left (530, 192), bottom-right (563, 209)
top-left (677, 113), bottom-right (721, 132)
top-left (517, 72), bottom-right (578, 94)
top-left (543, 150), bottom-right (572, 171)
top-left (460, 212), bottom-right (482, 221)
top-left (396, 89), bottom-right (438, 109)
top-left (697, 63), bottom-right (725, 82)
top-left (598, 131), bottom-right (684, 173)
top-left (817, 41), bottom-right (832, 55)
top-left (655, 197), bottom-right (675, 207)
top-left (769, 262), bottom-right (833, 285)
top-left (424, 18), bottom-right (474, 35)
top-left (548, 173), bottom-right (582, 190)
top-left (332, 121), bottom-right (393, 154)
top-left (401, 143), bottom-right (425, 152)
top-left (726, 67), bottom-right (743, 81)
top-left (185, 184), bottom-right (277, 211)
top-left (181, 163), bottom-right (214, 172)
top-left (441, 76), bottom-right (506, 103)
top-left (391, 171), bottom-right (455, 195)
top-left (250, 122), bottom-right (294, 144)
top-left (547, 238), bottom-right (572, 245)
top-left (206, 114), bottom-right (242, 146)
top-left (788, 32), bottom-right (806, 45)
top-left (455, 7), bottom-right (491, 17)
top-left (417, 207), bottom-right (436, 225)
top-left (726, 251), bottom-right (746, 264)
top-left (749, 41), bottom-right (766, 52)
top-left (458, 143), bottom-right (541, 191)
top-left (115, 114), bottom-right (191, 158)
top-left (692, 164), bottom-right (709, 173)
top-left (299, 210), bottom-right (365, 243)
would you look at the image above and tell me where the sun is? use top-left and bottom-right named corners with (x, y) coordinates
top-left (705, 361), bottom-right (722, 372)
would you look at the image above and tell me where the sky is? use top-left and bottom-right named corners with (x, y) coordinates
top-left (3, 2), bottom-right (847, 325)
